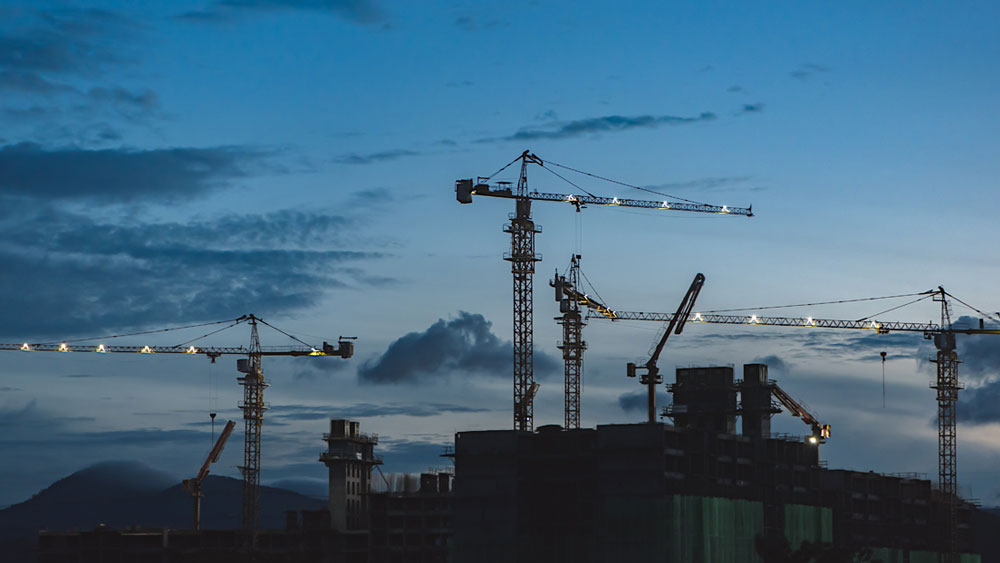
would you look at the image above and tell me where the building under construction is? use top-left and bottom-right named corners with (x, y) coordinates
top-left (454, 363), bottom-right (981, 562)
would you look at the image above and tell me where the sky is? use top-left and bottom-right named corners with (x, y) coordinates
top-left (1, 0), bottom-right (1000, 509)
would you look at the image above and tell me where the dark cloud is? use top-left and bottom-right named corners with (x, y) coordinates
top-left (0, 71), bottom-right (75, 94)
top-left (0, 206), bottom-right (386, 338)
top-left (0, 9), bottom-right (136, 77)
top-left (957, 380), bottom-right (1000, 424)
top-left (752, 354), bottom-right (789, 373)
top-left (738, 103), bottom-right (765, 115)
top-left (83, 86), bottom-right (159, 117)
top-left (790, 63), bottom-right (830, 81)
top-left (334, 149), bottom-right (419, 165)
top-left (453, 15), bottom-right (504, 31)
top-left (727, 85), bottom-right (745, 94)
top-left (950, 317), bottom-right (1000, 381)
top-left (269, 402), bottom-right (491, 421)
top-left (0, 142), bottom-right (274, 202)
top-left (618, 390), bottom-right (671, 413)
top-left (184, 0), bottom-right (385, 24)
top-left (358, 312), bottom-right (559, 384)
top-left (0, 387), bottom-right (22, 392)
top-left (480, 113), bottom-right (717, 143)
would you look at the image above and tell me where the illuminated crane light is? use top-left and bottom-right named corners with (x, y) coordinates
top-left (141, 346), bottom-right (153, 354)
top-left (566, 195), bottom-right (576, 202)
top-left (20, 343), bottom-right (30, 351)
top-left (660, 201), bottom-right (671, 209)
top-left (309, 348), bottom-right (322, 356)
top-left (750, 315), bottom-right (759, 324)
top-left (96, 344), bottom-right (107, 353)
top-left (868, 321), bottom-right (880, 330)
top-left (611, 197), bottom-right (620, 205)
top-left (806, 317), bottom-right (815, 326)
top-left (58, 343), bottom-right (68, 352)
top-left (186, 346), bottom-right (199, 354)
top-left (693, 312), bottom-right (703, 321)
top-left (721, 205), bottom-right (730, 214)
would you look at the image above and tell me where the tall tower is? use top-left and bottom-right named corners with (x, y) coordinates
top-left (319, 419), bottom-right (382, 531)
top-left (237, 316), bottom-right (267, 533)
top-left (505, 153), bottom-right (542, 431)
top-left (555, 255), bottom-right (585, 429)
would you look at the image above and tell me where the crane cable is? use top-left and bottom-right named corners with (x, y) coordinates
top-left (696, 290), bottom-right (937, 314)
top-left (943, 291), bottom-right (1000, 322)
top-left (856, 293), bottom-right (937, 322)
top-left (545, 159), bottom-right (714, 207)
top-left (173, 318), bottom-right (248, 349)
top-left (34, 317), bottom-right (245, 346)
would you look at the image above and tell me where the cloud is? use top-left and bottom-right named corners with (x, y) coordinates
top-left (0, 9), bottom-right (137, 77)
top-left (0, 71), bottom-right (75, 94)
top-left (453, 15), bottom-right (504, 31)
top-left (334, 149), bottom-right (419, 165)
top-left (269, 402), bottom-right (491, 421)
top-left (183, 0), bottom-right (385, 24)
top-left (358, 312), bottom-right (559, 384)
top-left (737, 103), bottom-right (765, 115)
top-left (957, 380), bottom-right (1000, 424)
top-left (479, 112), bottom-right (717, 143)
top-left (727, 85), bottom-right (745, 94)
top-left (790, 63), bottom-right (830, 81)
top-left (0, 205), bottom-right (387, 338)
top-left (751, 354), bottom-right (789, 373)
top-left (618, 390), bottom-right (671, 413)
top-left (0, 142), bottom-right (274, 202)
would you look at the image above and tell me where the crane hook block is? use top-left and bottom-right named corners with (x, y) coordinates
top-left (626, 363), bottom-right (637, 378)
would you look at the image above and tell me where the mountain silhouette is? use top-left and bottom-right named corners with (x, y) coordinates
top-left (0, 460), bottom-right (325, 563)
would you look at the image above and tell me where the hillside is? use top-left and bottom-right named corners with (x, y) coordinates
top-left (0, 460), bottom-right (325, 563)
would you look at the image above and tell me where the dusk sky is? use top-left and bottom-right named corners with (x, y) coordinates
top-left (2, 0), bottom-right (1000, 509)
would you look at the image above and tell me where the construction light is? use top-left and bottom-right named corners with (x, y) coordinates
top-left (96, 344), bottom-right (107, 353)
top-left (186, 346), bottom-right (199, 354)
top-left (721, 205), bottom-right (730, 213)
top-left (141, 346), bottom-right (153, 354)
top-left (806, 317), bottom-right (814, 326)
top-left (808, 436), bottom-right (819, 445)
top-left (750, 315), bottom-right (758, 324)
top-left (20, 343), bottom-right (30, 351)
top-left (58, 343), bottom-right (68, 352)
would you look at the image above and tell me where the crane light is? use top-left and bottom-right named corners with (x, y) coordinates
top-left (721, 205), bottom-right (730, 213)
top-left (186, 346), bottom-right (199, 354)
top-left (58, 343), bottom-right (68, 352)
top-left (96, 344), bottom-right (107, 353)
top-left (750, 315), bottom-right (758, 324)
top-left (612, 197), bottom-right (620, 205)
top-left (693, 312), bottom-right (703, 321)
top-left (806, 317), bottom-right (814, 326)
top-left (808, 435), bottom-right (819, 445)
top-left (661, 201), bottom-right (670, 209)
top-left (141, 346), bottom-right (153, 354)
top-left (20, 343), bottom-right (30, 351)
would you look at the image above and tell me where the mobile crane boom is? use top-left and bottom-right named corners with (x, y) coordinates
top-left (183, 419), bottom-right (236, 530)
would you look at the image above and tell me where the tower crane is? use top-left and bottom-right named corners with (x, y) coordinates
top-left (583, 287), bottom-right (999, 561)
top-left (183, 419), bottom-right (236, 531)
top-left (626, 273), bottom-right (704, 423)
top-left (456, 150), bottom-right (752, 431)
top-left (550, 255), bottom-right (615, 429)
top-left (4, 313), bottom-right (354, 535)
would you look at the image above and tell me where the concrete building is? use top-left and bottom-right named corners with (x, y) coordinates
top-left (320, 419), bottom-right (382, 531)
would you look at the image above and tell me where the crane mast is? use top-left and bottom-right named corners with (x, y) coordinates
top-left (237, 316), bottom-right (266, 533)
top-left (457, 150), bottom-right (752, 431)
top-left (552, 255), bottom-right (586, 429)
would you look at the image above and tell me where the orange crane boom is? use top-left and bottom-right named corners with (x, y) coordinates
top-left (183, 419), bottom-right (236, 530)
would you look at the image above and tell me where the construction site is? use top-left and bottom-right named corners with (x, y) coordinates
top-left (8, 152), bottom-right (996, 563)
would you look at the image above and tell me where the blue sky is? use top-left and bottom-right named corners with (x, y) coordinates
top-left (1, 0), bottom-right (1000, 508)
